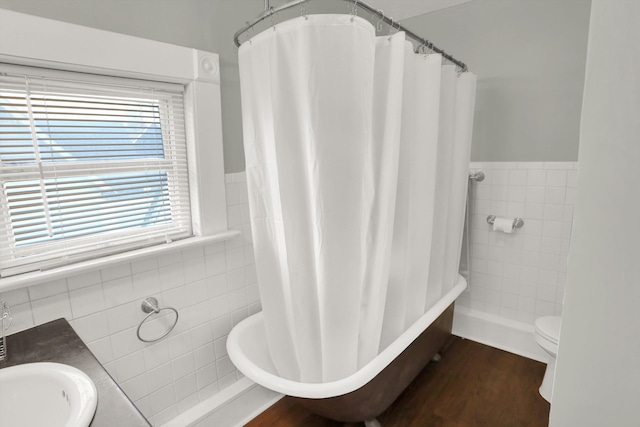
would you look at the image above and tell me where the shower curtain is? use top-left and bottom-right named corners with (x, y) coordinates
top-left (239, 15), bottom-right (476, 383)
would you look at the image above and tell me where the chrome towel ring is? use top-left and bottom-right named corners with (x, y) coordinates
top-left (136, 297), bottom-right (179, 343)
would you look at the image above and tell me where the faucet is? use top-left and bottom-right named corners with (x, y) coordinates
top-left (0, 301), bottom-right (11, 361)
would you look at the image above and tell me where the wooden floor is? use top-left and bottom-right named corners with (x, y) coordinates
top-left (246, 337), bottom-right (550, 427)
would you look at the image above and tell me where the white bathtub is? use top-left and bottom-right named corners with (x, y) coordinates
top-left (226, 275), bottom-right (467, 422)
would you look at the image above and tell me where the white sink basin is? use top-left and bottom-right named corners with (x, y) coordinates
top-left (0, 362), bottom-right (98, 427)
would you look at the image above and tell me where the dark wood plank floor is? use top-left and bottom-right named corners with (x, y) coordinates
top-left (246, 337), bottom-right (550, 427)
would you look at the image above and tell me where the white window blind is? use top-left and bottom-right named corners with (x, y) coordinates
top-left (0, 65), bottom-right (192, 277)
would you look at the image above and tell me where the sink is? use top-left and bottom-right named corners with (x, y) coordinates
top-left (0, 362), bottom-right (97, 427)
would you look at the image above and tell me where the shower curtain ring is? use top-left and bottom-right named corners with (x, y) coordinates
top-left (375, 10), bottom-right (384, 32)
top-left (351, 0), bottom-right (359, 20)
top-left (269, 6), bottom-right (276, 30)
top-left (300, 0), bottom-right (307, 20)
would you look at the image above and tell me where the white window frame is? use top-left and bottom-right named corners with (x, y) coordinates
top-left (0, 9), bottom-right (234, 291)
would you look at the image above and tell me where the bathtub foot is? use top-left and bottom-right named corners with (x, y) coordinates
top-left (364, 419), bottom-right (381, 427)
top-left (431, 352), bottom-right (442, 363)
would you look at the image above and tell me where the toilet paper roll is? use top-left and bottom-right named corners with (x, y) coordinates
top-left (492, 217), bottom-right (514, 234)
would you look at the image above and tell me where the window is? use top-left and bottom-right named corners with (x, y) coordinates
top-left (0, 65), bottom-right (192, 277)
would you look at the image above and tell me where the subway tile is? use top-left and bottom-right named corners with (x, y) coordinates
top-left (172, 352), bottom-right (196, 381)
top-left (484, 275), bottom-right (502, 291)
top-left (227, 205), bottom-right (243, 228)
top-left (115, 350), bottom-right (146, 382)
top-left (228, 289), bottom-right (248, 312)
top-left (490, 200), bottom-right (508, 216)
top-left (207, 273), bottom-right (229, 298)
top-left (538, 270), bottom-right (559, 287)
top-left (190, 322), bottom-right (213, 348)
top-left (158, 251), bottom-right (183, 266)
top-left (168, 330), bottom-right (193, 360)
top-left (29, 279), bottom-right (68, 300)
top-left (182, 246), bottom-right (204, 261)
top-left (186, 301), bottom-right (212, 328)
top-left (106, 301), bottom-right (138, 334)
top-left (212, 315), bottom-right (232, 341)
top-left (537, 285), bottom-right (557, 303)
top-left (525, 186), bottom-right (546, 204)
top-left (73, 311), bottom-right (110, 343)
top-left (545, 187), bottom-right (566, 205)
top-left (101, 263), bottom-right (132, 282)
top-left (518, 296), bottom-right (536, 313)
top-left (31, 293), bottom-right (72, 325)
top-left (131, 257), bottom-right (159, 275)
top-left (232, 307), bottom-right (249, 326)
top-left (507, 202), bottom-right (525, 218)
top-left (87, 337), bottom-right (114, 365)
top-left (205, 252), bottom-right (227, 277)
top-left (507, 186), bottom-right (526, 202)
top-left (102, 276), bottom-right (135, 308)
top-left (194, 343), bottom-right (216, 370)
top-left (149, 385), bottom-right (176, 416)
top-left (132, 269), bottom-right (161, 300)
top-left (508, 170), bottom-right (527, 186)
top-left (214, 336), bottom-right (228, 360)
top-left (501, 278), bottom-right (520, 295)
top-left (519, 282), bottom-right (538, 299)
top-left (147, 362), bottom-right (173, 393)
top-left (520, 266), bottom-right (539, 284)
top-left (501, 293), bottom-right (518, 310)
top-left (541, 238), bottom-right (562, 255)
top-left (502, 263), bottom-right (521, 280)
top-left (525, 203), bottom-right (544, 220)
top-left (69, 284), bottom-right (105, 318)
top-left (184, 257), bottom-right (207, 284)
top-left (4, 302), bottom-right (34, 334)
top-left (176, 393), bottom-right (200, 415)
top-left (218, 372), bottom-right (238, 391)
top-left (516, 311), bottom-right (535, 324)
top-left (491, 185), bottom-right (508, 201)
top-left (527, 169), bottom-right (547, 186)
top-left (543, 204), bottom-right (565, 222)
top-left (158, 263), bottom-right (185, 292)
top-left (473, 198), bottom-right (491, 214)
top-left (0, 287), bottom-right (30, 306)
top-left (211, 295), bottom-right (230, 319)
top-left (215, 355), bottom-right (236, 379)
top-left (110, 327), bottom-right (142, 360)
top-left (566, 169), bottom-right (579, 187)
top-left (175, 373), bottom-right (198, 402)
top-left (196, 363), bottom-right (218, 390)
top-left (246, 284), bottom-right (260, 305)
top-left (66, 270), bottom-right (102, 291)
top-left (546, 170), bottom-right (568, 187)
top-left (535, 300), bottom-right (556, 316)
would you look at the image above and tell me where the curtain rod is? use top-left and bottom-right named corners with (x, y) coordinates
top-left (233, 0), bottom-right (468, 72)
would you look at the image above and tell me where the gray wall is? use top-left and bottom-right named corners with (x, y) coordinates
top-left (403, 0), bottom-right (591, 161)
top-left (0, 0), bottom-right (591, 168)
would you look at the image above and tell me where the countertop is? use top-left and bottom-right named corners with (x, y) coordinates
top-left (0, 318), bottom-right (151, 427)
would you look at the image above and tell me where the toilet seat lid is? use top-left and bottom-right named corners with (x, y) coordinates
top-left (535, 316), bottom-right (561, 344)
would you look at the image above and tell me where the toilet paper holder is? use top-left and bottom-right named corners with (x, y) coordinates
top-left (487, 215), bottom-right (524, 230)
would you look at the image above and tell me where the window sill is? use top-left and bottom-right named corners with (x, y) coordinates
top-left (0, 230), bottom-right (241, 293)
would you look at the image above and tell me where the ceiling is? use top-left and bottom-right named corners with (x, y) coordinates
top-left (360, 0), bottom-right (473, 21)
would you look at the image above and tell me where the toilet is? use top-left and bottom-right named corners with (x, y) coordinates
top-left (533, 315), bottom-right (562, 403)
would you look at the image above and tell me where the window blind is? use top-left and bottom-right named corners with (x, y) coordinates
top-left (0, 65), bottom-right (192, 277)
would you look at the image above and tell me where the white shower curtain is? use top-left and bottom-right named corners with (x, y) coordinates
top-left (239, 15), bottom-right (476, 383)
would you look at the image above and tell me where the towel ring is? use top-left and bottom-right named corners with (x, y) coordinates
top-left (136, 297), bottom-right (179, 343)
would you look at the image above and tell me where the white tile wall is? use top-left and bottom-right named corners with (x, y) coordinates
top-left (459, 162), bottom-right (577, 325)
top-left (0, 172), bottom-right (260, 426)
